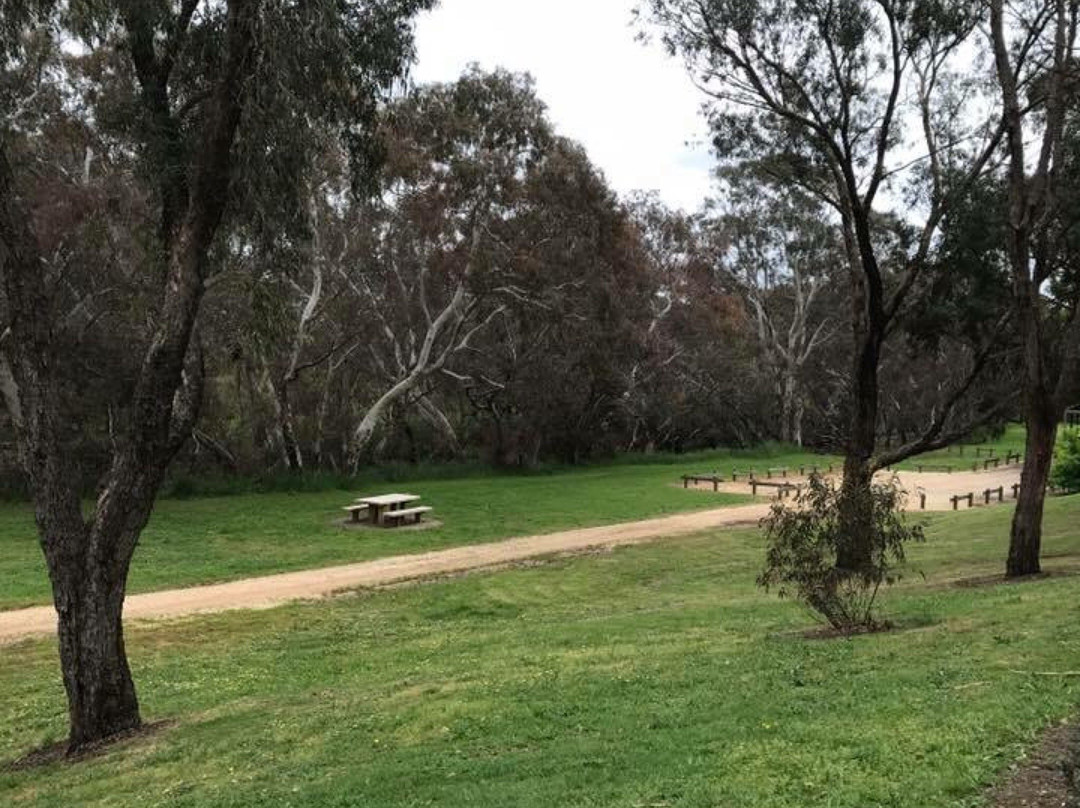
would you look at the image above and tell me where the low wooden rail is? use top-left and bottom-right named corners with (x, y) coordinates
top-left (750, 480), bottom-right (802, 499)
top-left (797, 464), bottom-right (835, 476)
top-left (951, 493), bottom-right (975, 510)
top-left (682, 474), bottom-right (722, 491)
top-left (984, 486), bottom-right (1004, 504)
top-left (916, 463), bottom-right (954, 473)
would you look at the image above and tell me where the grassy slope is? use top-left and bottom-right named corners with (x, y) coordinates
top-left (0, 447), bottom-right (842, 612)
top-left (3, 496), bottom-right (1080, 807)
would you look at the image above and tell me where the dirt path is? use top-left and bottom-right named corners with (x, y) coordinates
top-left (0, 502), bottom-right (772, 645)
top-left (0, 466), bottom-right (1023, 646)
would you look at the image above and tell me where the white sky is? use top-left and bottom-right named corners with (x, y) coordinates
top-left (412, 0), bottom-right (714, 212)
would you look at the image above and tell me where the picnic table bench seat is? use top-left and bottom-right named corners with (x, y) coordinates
top-left (381, 506), bottom-right (433, 525)
top-left (342, 504), bottom-right (370, 523)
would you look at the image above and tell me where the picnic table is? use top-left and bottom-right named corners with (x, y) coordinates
top-left (354, 493), bottom-right (431, 527)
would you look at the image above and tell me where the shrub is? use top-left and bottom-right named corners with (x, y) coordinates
top-left (757, 474), bottom-right (925, 633)
top-left (1051, 428), bottom-right (1080, 493)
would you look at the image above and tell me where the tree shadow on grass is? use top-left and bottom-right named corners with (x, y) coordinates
top-left (3, 719), bottom-right (175, 772)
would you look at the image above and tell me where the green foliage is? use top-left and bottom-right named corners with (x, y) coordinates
top-left (758, 475), bottom-right (925, 632)
top-left (1051, 427), bottom-right (1080, 492)
top-left (4, 498), bottom-right (1080, 805)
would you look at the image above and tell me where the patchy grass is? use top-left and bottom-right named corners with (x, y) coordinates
top-left (2, 496), bottom-right (1080, 807)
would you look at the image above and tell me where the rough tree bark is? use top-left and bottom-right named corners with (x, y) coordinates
top-left (990, 0), bottom-right (1080, 576)
top-left (0, 0), bottom-right (261, 750)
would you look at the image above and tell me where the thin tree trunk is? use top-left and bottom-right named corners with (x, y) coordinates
top-left (418, 396), bottom-right (461, 455)
top-left (1008, 380), bottom-right (1058, 576)
top-left (275, 381), bottom-right (303, 472)
top-left (836, 327), bottom-right (880, 573)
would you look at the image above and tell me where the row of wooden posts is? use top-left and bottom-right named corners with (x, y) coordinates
top-left (912, 451), bottom-right (1022, 474)
top-left (940, 485), bottom-right (1019, 511)
top-left (682, 465), bottom-right (836, 489)
top-left (684, 452), bottom-right (1020, 491)
top-left (945, 445), bottom-right (1019, 458)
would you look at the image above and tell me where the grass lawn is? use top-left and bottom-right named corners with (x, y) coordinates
top-left (2, 495), bottom-right (1080, 807)
top-left (891, 424), bottom-right (1028, 471)
top-left (0, 446), bottom-right (849, 612)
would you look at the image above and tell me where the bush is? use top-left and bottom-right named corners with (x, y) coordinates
top-left (1051, 428), bottom-right (1080, 493)
top-left (757, 474), bottom-right (925, 633)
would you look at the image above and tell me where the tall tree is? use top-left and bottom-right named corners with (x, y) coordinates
top-left (0, 0), bottom-right (432, 751)
top-left (642, 0), bottom-right (1011, 571)
top-left (989, 0), bottom-right (1080, 576)
top-left (341, 69), bottom-right (554, 468)
top-left (714, 171), bottom-right (839, 445)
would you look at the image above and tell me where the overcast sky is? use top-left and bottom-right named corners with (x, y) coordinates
top-left (412, 0), bottom-right (715, 212)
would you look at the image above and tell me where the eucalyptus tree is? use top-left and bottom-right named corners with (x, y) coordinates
top-left (341, 69), bottom-right (556, 469)
top-left (641, 0), bottom-right (1011, 573)
top-left (715, 171), bottom-right (840, 445)
top-left (625, 193), bottom-right (767, 451)
top-left (0, 0), bottom-right (432, 751)
top-left (988, 0), bottom-right (1080, 576)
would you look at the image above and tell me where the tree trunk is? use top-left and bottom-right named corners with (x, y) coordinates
top-left (793, 395), bottom-right (805, 448)
top-left (349, 372), bottom-right (424, 472)
top-left (55, 571), bottom-right (140, 750)
top-left (779, 374), bottom-right (795, 444)
top-left (36, 513), bottom-right (143, 751)
top-left (836, 330), bottom-right (880, 574)
top-left (275, 381), bottom-right (303, 472)
top-left (1007, 403), bottom-right (1057, 577)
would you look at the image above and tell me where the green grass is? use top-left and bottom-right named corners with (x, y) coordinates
top-left (0, 446), bottom-right (847, 612)
top-left (3, 496), bottom-right (1080, 806)
top-left (891, 423), bottom-right (1028, 471)
top-left (0, 428), bottom-right (1037, 613)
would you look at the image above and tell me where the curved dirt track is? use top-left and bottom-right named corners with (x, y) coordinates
top-left (0, 465), bottom-right (1022, 646)
top-left (0, 502), bottom-right (772, 645)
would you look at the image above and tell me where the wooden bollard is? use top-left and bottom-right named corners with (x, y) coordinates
top-left (920, 492), bottom-right (927, 510)
top-left (952, 495), bottom-right (959, 510)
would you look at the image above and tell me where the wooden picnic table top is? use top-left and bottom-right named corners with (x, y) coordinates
top-left (356, 493), bottom-right (421, 507)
